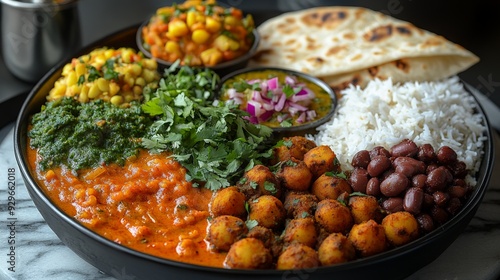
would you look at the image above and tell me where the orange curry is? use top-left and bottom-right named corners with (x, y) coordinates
top-left (28, 147), bottom-right (226, 267)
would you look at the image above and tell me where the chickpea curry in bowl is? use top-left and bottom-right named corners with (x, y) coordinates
top-left (137, 0), bottom-right (259, 76)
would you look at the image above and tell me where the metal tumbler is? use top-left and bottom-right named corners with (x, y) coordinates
top-left (1, 0), bottom-right (80, 83)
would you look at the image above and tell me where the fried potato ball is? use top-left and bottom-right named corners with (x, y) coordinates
top-left (276, 243), bottom-right (320, 270)
top-left (206, 215), bottom-right (248, 252)
top-left (283, 192), bottom-right (318, 219)
top-left (271, 136), bottom-right (317, 164)
top-left (283, 217), bottom-right (318, 248)
top-left (348, 219), bottom-right (387, 257)
top-left (381, 211), bottom-right (419, 247)
top-left (315, 199), bottom-right (353, 234)
top-left (238, 165), bottom-right (281, 200)
top-left (276, 158), bottom-right (313, 192)
top-left (210, 186), bottom-right (247, 219)
top-left (246, 225), bottom-right (275, 248)
top-left (303, 145), bottom-right (341, 178)
top-left (348, 195), bottom-right (384, 224)
top-left (248, 195), bottom-right (286, 230)
top-left (318, 233), bottom-right (356, 265)
top-left (311, 173), bottom-right (352, 201)
top-left (224, 238), bottom-right (273, 269)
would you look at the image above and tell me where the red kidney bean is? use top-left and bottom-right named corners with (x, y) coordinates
top-left (447, 185), bottom-right (468, 198)
top-left (390, 139), bottom-right (418, 158)
top-left (447, 161), bottom-right (468, 179)
top-left (432, 191), bottom-right (450, 207)
top-left (369, 146), bottom-right (391, 160)
top-left (367, 155), bottom-right (392, 177)
top-left (380, 169), bottom-right (395, 181)
top-left (426, 166), bottom-right (453, 191)
top-left (412, 174), bottom-right (427, 189)
top-left (416, 213), bottom-right (435, 233)
top-left (417, 144), bottom-right (436, 163)
top-left (403, 187), bottom-right (424, 215)
top-left (446, 197), bottom-right (462, 215)
top-left (366, 177), bottom-right (381, 196)
top-left (349, 168), bottom-right (369, 193)
top-left (436, 146), bottom-right (457, 165)
top-left (426, 163), bottom-right (439, 174)
top-left (453, 178), bottom-right (466, 187)
top-left (430, 205), bottom-right (449, 225)
top-left (380, 172), bottom-right (409, 197)
top-left (393, 157), bottom-right (426, 178)
top-left (382, 197), bottom-right (404, 213)
top-left (423, 193), bottom-right (434, 209)
top-left (351, 150), bottom-right (371, 169)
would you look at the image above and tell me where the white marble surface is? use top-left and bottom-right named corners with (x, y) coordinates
top-left (0, 120), bottom-right (499, 280)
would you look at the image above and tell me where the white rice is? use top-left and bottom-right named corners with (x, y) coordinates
top-left (313, 76), bottom-right (487, 184)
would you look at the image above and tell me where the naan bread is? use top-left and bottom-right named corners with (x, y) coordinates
top-left (251, 6), bottom-right (479, 92)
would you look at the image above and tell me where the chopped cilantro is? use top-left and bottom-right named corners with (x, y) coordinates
top-left (141, 63), bottom-right (273, 190)
top-left (325, 171), bottom-right (348, 179)
top-left (87, 65), bottom-right (101, 82)
top-left (103, 59), bottom-right (120, 81)
top-left (264, 181), bottom-right (277, 194)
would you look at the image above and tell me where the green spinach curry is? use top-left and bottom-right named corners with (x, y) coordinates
top-left (28, 97), bottom-right (151, 172)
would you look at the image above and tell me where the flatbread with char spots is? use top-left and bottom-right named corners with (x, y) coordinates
top-left (251, 7), bottom-right (479, 92)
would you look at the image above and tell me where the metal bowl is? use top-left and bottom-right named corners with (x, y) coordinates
top-left (14, 25), bottom-right (495, 280)
top-left (218, 66), bottom-right (338, 138)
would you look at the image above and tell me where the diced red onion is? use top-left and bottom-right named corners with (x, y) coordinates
top-left (267, 77), bottom-right (278, 90)
top-left (275, 93), bottom-right (287, 112)
top-left (296, 112), bottom-right (306, 123)
top-left (306, 110), bottom-right (317, 121)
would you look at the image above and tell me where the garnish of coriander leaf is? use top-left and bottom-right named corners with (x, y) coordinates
top-left (141, 62), bottom-right (273, 190)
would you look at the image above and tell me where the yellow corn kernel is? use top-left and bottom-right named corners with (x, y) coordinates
top-left (192, 29), bottom-right (210, 44)
top-left (79, 91), bottom-right (89, 103)
top-left (88, 84), bottom-right (101, 99)
top-left (51, 84), bottom-right (67, 99)
top-left (156, 6), bottom-right (174, 15)
top-left (224, 15), bottom-right (238, 26)
top-left (206, 17), bottom-right (221, 33)
top-left (109, 82), bottom-right (120, 96)
top-left (96, 78), bottom-right (109, 92)
top-left (123, 92), bottom-right (134, 102)
top-left (67, 71), bottom-right (78, 87)
top-left (132, 85), bottom-right (142, 96)
top-left (200, 48), bottom-right (223, 66)
top-left (62, 64), bottom-right (73, 75)
top-left (124, 73), bottom-right (135, 88)
top-left (81, 54), bottom-right (90, 63)
top-left (168, 20), bottom-right (189, 37)
top-left (75, 63), bottom-right (87, 77)
top-left (165, 41), bottom-right (180, 54)
top-left (186, 10), bottom-right (197, 27)
top-left (121, 49), bottom-right (133, 64)
top-left (131, 64), bottom-right (142, 76)
top-left (94, 55), bottom-right (106, 67)
top-left (104, 49), bottom-right (115, 59)
top-left (70, 84), bottom-right (81, 95)
top-left (143, 59), bottom-right (157, 70)
top-left (110, 95), bottom-right (124, 106)
top-left (142, 69), bottom-right (156, 83)
top-left (135, 77), bottom-right (146, 87)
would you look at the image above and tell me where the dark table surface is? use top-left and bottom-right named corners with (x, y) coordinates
top-left (1, 0), bottom-right (500, 129)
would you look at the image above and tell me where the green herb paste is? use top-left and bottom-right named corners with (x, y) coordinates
top-left (28, 97), bottom-right (151, 172)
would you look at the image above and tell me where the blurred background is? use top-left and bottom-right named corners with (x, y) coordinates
top-left (1, 0), bottom-right (499, 127)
